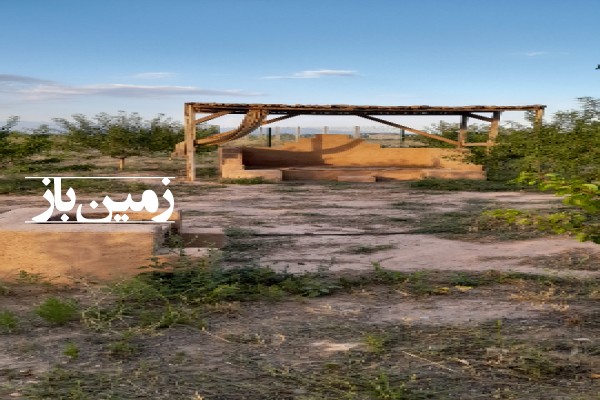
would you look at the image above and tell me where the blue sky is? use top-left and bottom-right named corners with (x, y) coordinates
top-left (2, 0), bottom-right (599, 129)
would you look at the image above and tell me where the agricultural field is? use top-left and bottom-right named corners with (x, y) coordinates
top-left (0, 152), bottom-right (599, 399)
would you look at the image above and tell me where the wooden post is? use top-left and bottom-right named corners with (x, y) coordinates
top-left (323, 126), bottom-right (329, 135)
top-left (118, 157), bottom-right (125, 170)
top-left (488, 111), bottom-right (501, 146)
top-left (534, 108), bottom-right (544, 129)
top-left (184, 104), bottom-right (196, 182)
top-left (400, 129), bottom-right (405, 143)
top-left (296, 126), bottom-right (301, 142)
top-left (267, 127), bottom-right (272, 147)
top-left (459, 114), bottom-right (468, 147)
top-left (354, 126), bottom-right (360, 139)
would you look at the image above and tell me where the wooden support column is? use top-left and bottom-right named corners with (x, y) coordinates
top-left (296, 126), bottom-right (301, 142)
top-left (184, 104), bottom-right (197, 182)
top-left (488, 111), bottom-right (501, 146)
top-left (354, 126), bottom-right (360, 139)
top-left (458, 114), bottom-right (468, 147)
top-left (534, 108), bottom-right (544, 128)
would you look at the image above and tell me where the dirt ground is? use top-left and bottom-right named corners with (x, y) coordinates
top-left (1, 180), bottom-right (599, 399)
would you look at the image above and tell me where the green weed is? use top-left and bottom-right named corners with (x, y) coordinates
top-left (35, 297), bottom-right (78, 325)
top-left (409, 211), bottom-right (474, 235)
top-left (16, 270), bottom-right (44, 284)
top-left (363, 333), bottom-right (389, 354)
top-left (195, 166), bottom-right (217, 178)
top-left (220, 177), bottom-right (272, 184)
top-left (107, 332), bottom-right (139, 359)
top-left (0, 309), bottom-right (18, 333)
top-left (369, 372), bottom-right (409, 400)
top-left (0, 280), bottom-right (10, 295)
top-left (273, 185), bottom-right (304, 193)
top-left (409, 178), bottom-right (524, 192)
top-left (347, 244), bottom-right (395, 254)
top-left (224, 227), bottom-right (257, 238)
top-left (449, 272), bottom-right (481, 287)
top-left (0, 177), bottom-right (154, 195)
top-left (63, 342), bottom-right (80, 359)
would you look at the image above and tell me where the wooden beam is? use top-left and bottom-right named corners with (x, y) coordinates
top-left (466, 113), bottom-right (493, 123)
top-left (193, 110), bottom-right (231, 125)
top-left (358, 115), bottom-right (460, 146)
top-left (459, 114), bottom-right (468, 147)
top-left (488, 111), bottom-right (501, 145)
top-left (184, 104), bottom-right (197, 182)
top-left (189, 102), bottom-right (547, 116)
top-left (261, 114), bottom-right (298, 125)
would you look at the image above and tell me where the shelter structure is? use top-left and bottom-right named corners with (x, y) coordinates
top-left (176, 103), bottom-right (546, 181)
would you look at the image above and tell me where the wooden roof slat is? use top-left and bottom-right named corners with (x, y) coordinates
top-left (187, 102), bottom-right (546, 116)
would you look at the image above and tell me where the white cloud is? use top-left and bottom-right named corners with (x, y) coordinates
top-left (523, 51), bottom-right (547, 57)
top-left (263, 69), bottom-right (358, 79)
top-left (22, 83), bottom-right (262, 99)
top-left (0, 74), bottom-right (263, 100)
top-left (131, 72), bottom-right (178, 79)
top-left (513, 51), bottom-right (569, 58)
top-left (0, 74), bottom-right (53, 86)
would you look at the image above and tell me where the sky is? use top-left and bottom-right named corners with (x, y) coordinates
top-left (1, 0), bottom-right (599, 130)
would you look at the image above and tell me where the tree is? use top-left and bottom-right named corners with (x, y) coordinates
top-left (0, 115), bottom-right (19, 133)
top-left (0, 116), bottom-right (51, 168)
top-left (471, 97), bottom-right (600, 181)
top-left (54, 112), bottom-right (183, 169)
top-left (146, 114), bottom-right (184, 152)
top-left (475, 98), bottom-right (600, 244)
top-left (483, 173), bottom-right (599, 244)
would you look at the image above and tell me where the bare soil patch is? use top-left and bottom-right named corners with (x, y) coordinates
top-left (1, 179), bottom-right (599, 399)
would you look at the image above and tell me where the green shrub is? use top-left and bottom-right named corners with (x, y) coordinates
top-left (63, 342), bottom-right (80, 359)
top-left (470, 97), bottom-right (600, 182)
top-left (0, 310), bottom-right (18, 333)
top-left (35, 297), bottom-right (79, 325)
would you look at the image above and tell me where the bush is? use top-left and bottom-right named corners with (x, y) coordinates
top-left (35, 297), bottom-right (79, 325)
top-left (471, 97), bottom-right (600, 182)
top-left (0, 310), bottom-right (18, 333)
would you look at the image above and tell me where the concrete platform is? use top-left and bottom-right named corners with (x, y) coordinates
top-left (0, 208), bottom-right (226, 282)
top-left (219, 135), bottom-right (485, 182)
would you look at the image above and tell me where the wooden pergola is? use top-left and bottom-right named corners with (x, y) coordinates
top-left (182, 102), bottom-right (546, 181)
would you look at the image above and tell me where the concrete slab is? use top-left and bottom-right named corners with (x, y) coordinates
top-left (0, 208), bottom-right (170, 282)
top-left (219, 135), bottom-right (485, 182)
top-left (337, 175), bottom-right (376, 183)
top-left (0, 208), bottom-right (223, 282)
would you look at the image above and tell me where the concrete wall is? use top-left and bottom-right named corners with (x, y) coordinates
top-left (218, 134), bottom-right (483, 181)
top-left (239, 134), bottom-right (481, 170)
top-left (0, 209), bottom-right (174, 282)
